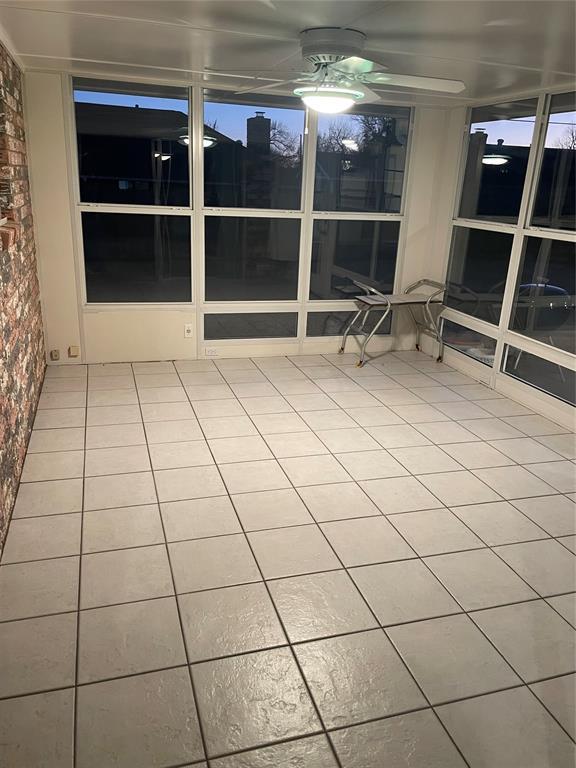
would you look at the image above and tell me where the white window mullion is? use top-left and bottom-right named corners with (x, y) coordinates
top-left (191, 84), bottom-right (205, 354)
top-left (492, 93), bottom-right (552, 384)
top-left (297, 107), bottom-right (318, 351)
top-left (503, 330), bottom-right (576, 370)
top-left (518, 93), bottom-right (549, 230)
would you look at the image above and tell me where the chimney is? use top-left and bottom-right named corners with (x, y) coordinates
top-left (247, 111), bottom-right (271, 153)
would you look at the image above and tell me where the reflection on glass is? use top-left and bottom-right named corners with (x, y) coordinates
top-left (203, 92), bottom-right (304, 209)
top-left (82, 213), bottom-right (191, 302)
top-left (306, 311), bottom-right (391, 336)
top-left (314, 105), bottom-right (410, 212)
top-left (459, 99), bottom-right (537, 223)
top-left (74, 79), bottom-right (189, 206)
top-left (510, 237), bottom-right (575, 354)
top-left (205, 217), bottom-right (300, 301)
top-left (503, 345), bottom-right (575, 406)
top-left (445, 227), bottom-right (513, 324)
top-left (310, 220), bottom-right (399, 300)
top-left (204, 313), bottom-right (297, 339)
top-left (532, 92), bottom-right (576, 230)
top-left (441, 319), bottom-right (496, 366)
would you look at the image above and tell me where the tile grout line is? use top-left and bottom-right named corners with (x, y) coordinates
top-left (384, 501), bottom-right (576, 742)
top-left (130, 362), bottom-right (213, 768)
top-left (174, 361), bottom-right (347, 768)
top-left (224, 360), bottom-right (473, 768)
top-left (72, 378), bottom-right (88, 768)
top-left (4, 556), bottom-right (576, 624)
top-left (3, 668), bottom-right (575, 716)
top-left (6, 352), bottom-right (575, 763)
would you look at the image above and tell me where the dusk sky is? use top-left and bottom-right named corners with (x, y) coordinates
top-left (472, 113), bottom-right (574, 147)
top-left (75, 88), bottom-right (575, 149)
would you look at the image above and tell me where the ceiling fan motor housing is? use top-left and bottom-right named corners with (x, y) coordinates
top-left (300, 27), bottom-right (367, 65)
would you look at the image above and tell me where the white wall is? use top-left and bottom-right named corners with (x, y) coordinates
top-left (392, 104), bottom-right (466, 350)
top-left (25, 72), bottom-right (83, 363)
top-left (25, 70), bottom-right (466, 364)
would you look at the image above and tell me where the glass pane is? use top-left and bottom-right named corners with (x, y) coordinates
top-left (82, 213), bottom-right (191, 303)
top-left (74, 79), bottom-right (189, 206)
top-left (204, 313), bottom-right (297, 339)
top-left (310, 220), bottom-right (399, 300)
top-left (203, 91), bottom-right (304, 209)
top-left (446, 227), bottom-right (514, 323)
top-left (503, 346), bottom-right (575, 406)
top-left (510, 237), bottom-right (575, 354)
top-left (532, 92), bottom-right (576, 231)
top-left (306, 310), bottom-right (391, 336)
top-left (205, 217), bottom-right (300, 301)
top-left (458, 99), bottom-right (538, 223)
top-left (314, 105), bottom-right (410, 212)
top-left (442, 319), bottom-right (496, 366)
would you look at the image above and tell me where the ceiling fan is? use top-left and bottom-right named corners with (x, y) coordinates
top-left (232, 27), bottom-right (466, 113)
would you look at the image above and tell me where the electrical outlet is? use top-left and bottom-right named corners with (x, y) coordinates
top-left (205, 347), bottom-right (219, 357)
top-left (184, 323), bottom-right (194, 339)
top-left (50, 349), bottom-right (60, 361)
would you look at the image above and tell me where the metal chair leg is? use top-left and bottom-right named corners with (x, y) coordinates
top-left (339, 309), bottom-right (362, 354)
top-left (357, 307), bottom-right (390, 367)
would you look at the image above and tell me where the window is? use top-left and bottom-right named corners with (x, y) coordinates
top-left (441, 319), bottom-right (496, 366)
top-left (204, 217), bottom-right (300, 301)
top-left (310, 220), bottom-right (399, 300)
top-left (314, 105), bottom-right (410, 212)
top-left (82, 213), bottom-right (191, 302)
top-left (445, 226), bottom-right (514, 323)
top-left (74, 79), bottom-right (189, 206)
top-left (458, 99), bottom-right (538, 223)
top-left (503, 345), bottom-right (575, 406)
top-left (532, 92), bottom-right (575, 231)
top-left (203, 92), bottom-right (305, 209)
top-left (306, 311), bottom-right (391, 337)
top-left (509, 237), bottom-right (575, 354)
top-left (204, 313), bottom-right (297, 339)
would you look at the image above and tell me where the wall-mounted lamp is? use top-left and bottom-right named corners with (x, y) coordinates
top-left (482, 155), bottom-right (510, 166)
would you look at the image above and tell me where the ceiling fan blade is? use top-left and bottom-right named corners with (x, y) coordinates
top-left (205, 67), bottom-right (308, 75)
top-left (362, 50), bottom-right (392, 69)
top-left (333, 56), bottom-right (386, 76)
top-left (234, 78), bottom-right (299, 96)
top-left (362, 72), bottom-right (465, 93)
top-left (357, 84), bottom-right (382, 105)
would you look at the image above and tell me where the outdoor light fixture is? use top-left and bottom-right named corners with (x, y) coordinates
top-left (154, 152), bottom-right (171, 161)
top-left (293, 84), bottom-right (364, 114)
top-left (482, 155), bottom-right (510, 166)
top-left (178, 135), bottom-right (216, 149)
top-left (482, 137), bottom-right (509, 166)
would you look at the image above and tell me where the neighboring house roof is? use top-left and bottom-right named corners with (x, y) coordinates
top-left (75, 102), bottom-right (233, 143)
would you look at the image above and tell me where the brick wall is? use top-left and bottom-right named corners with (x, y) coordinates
top-left (0, 45), bottom-right (45, 547)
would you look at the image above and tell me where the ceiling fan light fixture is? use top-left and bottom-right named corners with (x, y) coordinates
top-left (294, 84), bottom-right (364, 114)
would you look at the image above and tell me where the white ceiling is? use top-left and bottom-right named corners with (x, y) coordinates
top-left (0, 0), bottom-right (574, 105)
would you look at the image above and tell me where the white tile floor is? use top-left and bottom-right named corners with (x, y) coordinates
top-left (1, 350), bottom-right (575, 767)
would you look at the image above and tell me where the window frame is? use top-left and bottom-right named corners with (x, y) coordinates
top-left (445, 88), bottom-right (575, 410)
top-left (67, 75), bottom-right (414, 352)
